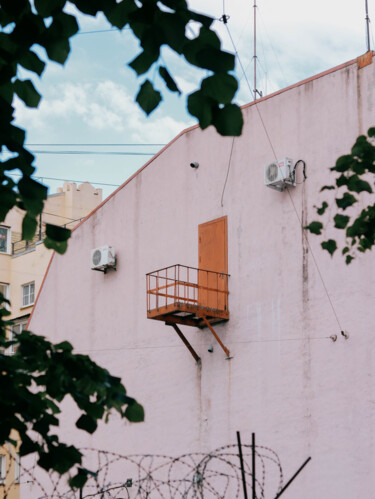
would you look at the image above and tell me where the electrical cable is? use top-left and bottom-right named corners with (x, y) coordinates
top-left (74, 333), bottom-right (334, 355)
top-left (29, 150), bottom-right (156, 156)
top-left (42, 212), bottom-right (78, 222)
top-left (6, 173), bottom-right (120, 187)
top-left (223, 16), bottom-right (344, 334)
top-left (76, 28), bottom-right (129, 35)
top-left (257, 7), bottom-right (287, 88)
top-left (221, 137), bottom-right (235, 207)
top-left (25, 143), bottom-right (165, 147)
top-left (285, 183), bottom-right (344, 332)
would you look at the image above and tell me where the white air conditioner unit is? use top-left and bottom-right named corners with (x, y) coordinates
top-left (91, 245), bottom-right (116, 273)
top-left (264, 157), bottom-right (295, 191)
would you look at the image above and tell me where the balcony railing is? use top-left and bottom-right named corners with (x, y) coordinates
top-left (146, 264), bottom-right (229, 326)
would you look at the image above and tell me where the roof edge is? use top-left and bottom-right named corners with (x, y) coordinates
top-left (72, 53), bottom-right (374, 233)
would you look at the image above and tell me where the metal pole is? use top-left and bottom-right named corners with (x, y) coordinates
top-left (365, 0), bottom-right (371, 51)
top-left (252, 433), bottom-right (256, 499)
top-left (274, 457), bottom-right (311, 499)
top-left (253, 1), bottom-right (257, 100)
top-left (236, 431), bottom-right (248, 499)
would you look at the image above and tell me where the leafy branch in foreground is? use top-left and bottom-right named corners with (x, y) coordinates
top-left (305, 127), bottom-right (375, 263)
top-left (0, 304), bottom-right (144, 488)
top-left (0, 0), bottom-right (243, 252)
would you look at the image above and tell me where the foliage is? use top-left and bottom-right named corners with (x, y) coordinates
top-left (305, 128), bottom-right (375, 263)
top-left (0, 302), bottom-right (144, 487)
top-left (0, 0), bottom-right (243, 251)
top-left (0, 1), bottom-right (243, 485)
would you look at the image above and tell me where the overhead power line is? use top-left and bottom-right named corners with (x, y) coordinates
top-left (7, 173), bottom-right (120, 188)
top-left (29, 150), bottom-right (156, 156)
top-left (26, 143), bottom-right (166, 147)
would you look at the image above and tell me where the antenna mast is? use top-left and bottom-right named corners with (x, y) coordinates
top-left (365, 0), bottom-right (371, 52)
top-left (253, 1), bottom-right (262, 100)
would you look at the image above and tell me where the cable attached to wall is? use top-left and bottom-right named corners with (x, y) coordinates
top-left (221, 137), bottom-right (235, 207)
top-left (221, 14), bottom-right (345, 337)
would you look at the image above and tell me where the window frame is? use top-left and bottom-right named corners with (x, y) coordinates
top-left (0, 282), bottom-right (10, 306)
top-left (8, 320), bottom-right (27, 356)
top-left (21, 281), bottom-right (35, 308)
top-left (0, 225), bottom-right (11, 254)
top-left (0, 454), bottom-right (6, 483)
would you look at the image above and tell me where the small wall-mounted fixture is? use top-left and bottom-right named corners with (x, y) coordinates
top-left (330, 334), bottom-right (337, 342)
top-left (190, 162), bottom-right (199, 169)
top-left (341, 330), bottom-right (349, 340)
top-left (208, 344), bottom-right (214, 353)
top-left (91, 245), bottom-right (116, 273)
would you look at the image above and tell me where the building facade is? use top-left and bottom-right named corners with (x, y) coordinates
top-left (27, 54), bottom-right (375, 498)
top-left (0, 181), bottom-right (102, 499)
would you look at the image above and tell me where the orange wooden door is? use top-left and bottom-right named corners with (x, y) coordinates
top-left (198, 216), bottom-right (228, 310)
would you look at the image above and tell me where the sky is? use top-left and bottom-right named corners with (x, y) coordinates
top-left (10, 0), bottom-right (375, 199)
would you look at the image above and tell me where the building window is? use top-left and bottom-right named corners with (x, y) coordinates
top-left (0, 226), bottom-right (10, 254)
top-left (0, 283), bottom-right (9, 307)
top-left (0, 454), bottom-right (5, 483)
top-left (8, 321), bottom-right (27, 356)
top-left (22, 282), bottom-right (35, 308)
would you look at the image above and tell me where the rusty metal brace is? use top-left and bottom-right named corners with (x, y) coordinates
top-left (201, 316), bottom-right (231, 358)
top-left (166, 322), bottom-right (201, 364)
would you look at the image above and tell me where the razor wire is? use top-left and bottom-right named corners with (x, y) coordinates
top-left (1, 443), bottom-right (284, 498)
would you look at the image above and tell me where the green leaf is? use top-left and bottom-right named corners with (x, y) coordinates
top-left (333, 154), bottom-right (353, 172)
top-left (0, 187), bottom-right (16, 220)
top-left (346, 175), bottom-right (372, 193)
top-left (316, 201), bottom-right (328, 215)
top-left (336, 174), bottom-right (348, 188)
top-left (22, 213), bottom-right (38, 240)
top-left (45, 224), bottom-right (71, 242)
top-left (342, 246), bottom-right (350, 255)
top-left (201, 74), bottom-right (238, 104)
top-left (304, 221), bottom-right (323, 235)
top-left (76, 414), bottom-right (97, 434)
top-left (336, 192), bottom-right (357, 210)
top-left (368, 127), bottom-right (375, 137)
top-left (320, 185), bottom-right (335, 191)
top-left (104, 0), bottom-right (137, 29)
top-left (54, 341), bottom-right (73, 352)
top-left (158, 66), bottom-right (181, 94)
top-left (129, 49), bottom-right (159, 75)
top-left (35, 0), bottom-right (66, 18)
top-left (345, 254), bottom-right (354, 264)
top-left (135, 80), bottom-right (162, 115)
top-left (334, 214), bottom-right (350, 229)
top-left (44, 237), bottom-right (68, 254)
top-left (69, 467), bottom-right (97, 490)
top-left (14, 79), bottom-right (41, 108)
top-left (17, 176), bottom-right (47, 216)
top-left (187, 90), bottom-right (214, 129)
top-left (212, 104), bottom-right (243, 136)
top-left (124, 401), bottom-right (144, 422)
top-left (18, 50), bottom-right (46, 76)
top-left (44, 38), bottom-right (71, 64)
top-left (321, 239), bottom-right (337, 255)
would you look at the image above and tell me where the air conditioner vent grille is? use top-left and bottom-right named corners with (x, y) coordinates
top-left (92, 249), bottom-right (101, 266)
top-left (266, 162), bottom-right (278, 182)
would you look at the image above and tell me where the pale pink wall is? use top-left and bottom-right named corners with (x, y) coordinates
top-left (29, 56), bottom-right (375, 498)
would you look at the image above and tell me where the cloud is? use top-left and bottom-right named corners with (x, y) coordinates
top-left (14, 80), bottom-right (190, 143)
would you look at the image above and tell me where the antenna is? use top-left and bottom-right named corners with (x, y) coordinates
top-left (253, 1), bottom-right (262, 100)
top-left (365, 0), bottom-right (371, 51)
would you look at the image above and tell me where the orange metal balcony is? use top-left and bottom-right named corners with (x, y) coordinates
top-left (146, 264), bottom-right (230, 329)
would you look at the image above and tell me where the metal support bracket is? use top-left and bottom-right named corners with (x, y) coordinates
top-left (201, 316), bottom-right (231, 358)
top-left (166, 322), bottom-right (201, 364)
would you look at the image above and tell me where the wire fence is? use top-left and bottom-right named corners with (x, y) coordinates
top-left (1, 442), bottom-right (285, 498)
